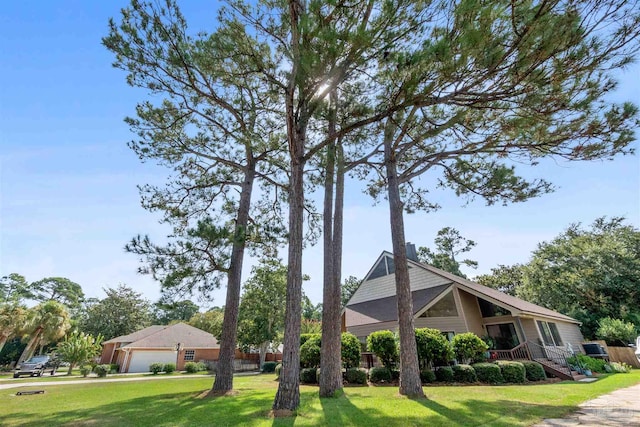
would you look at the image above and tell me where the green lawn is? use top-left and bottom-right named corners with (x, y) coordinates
top-left (1, 371), bottom-right (639, 426)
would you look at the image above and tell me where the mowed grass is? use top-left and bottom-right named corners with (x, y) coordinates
top-left (1, 371), bottom-right (639, 427)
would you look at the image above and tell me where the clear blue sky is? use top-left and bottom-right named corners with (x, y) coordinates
top-left (1, 1), bottom-right (639, 308)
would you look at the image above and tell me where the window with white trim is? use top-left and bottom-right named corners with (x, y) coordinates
top-left (184, 350), bottom-right (195, 361)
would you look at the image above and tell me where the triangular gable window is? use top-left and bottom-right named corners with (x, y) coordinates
top-left (420, 291), bottom-right (458, 317)
top-left (366, 253), bottom-right (412, 281)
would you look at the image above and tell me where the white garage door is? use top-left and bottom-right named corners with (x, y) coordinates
top-left (128, 351), bottom-right (176, 373)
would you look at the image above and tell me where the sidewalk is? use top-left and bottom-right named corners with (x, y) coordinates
top-left (532, 383), bottom-right (640, 426)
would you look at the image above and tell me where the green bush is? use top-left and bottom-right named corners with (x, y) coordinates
top-left (184, 361), bottom-right (198, 373)
top-left (341, 332), bottom-right (362, 369)
top-left (369, 366), bottom-right (392, 383)
top-left (415, 328), bottom-right (454, 368)
top-left (390, 369), bottom-right (400, 381)
top-left (435, 366), bottom-right (454, 382)
top-left (451, 333), bottom-right (488, 364)
top-left (163, 363), bottom-right (176, 374)
top-left (79, 366), bottom-right (91, 377)
top-left (275, 363), bottom-right (282, 379)
top-left (196, 362), bottom-right (207, 371)
top-left (94, 364), bottom-right (110, 378)
top-left (262, 361), bottom-right (277, 373)
top-left (420, 369), bottom-right (436, 383)
top-left (149, 362), bottom-right (164, 374)
top-left (345, 368), bottom-right (367, 384)
top-left (300, 333), bottom-right (317, 346)
top-left (472, 362), bottom-right (504, 384)
top-left (109, 364), bottom-right (119, 374)
top-left (567, 354), bottom-right (606, 373)
top-left (596, 317), bottom-right (637, 346)
top-left (521, 361), bottom-right (546, 381)
top-left (300, 367), bottom-right (317, 384)
top-left (300, 334), bottom-right (322, 368)
top-left (497, 361), bottom-right (526, 383)
top-left (366, 330), bottom-right (398, 370)
top-left (452, 364), bottom-right (477, 383)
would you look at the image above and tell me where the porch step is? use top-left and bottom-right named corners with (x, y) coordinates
top-left (534, 358), bottom-right (578, 381)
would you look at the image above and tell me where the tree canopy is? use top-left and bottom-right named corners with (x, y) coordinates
top-left (517, 217), bottom-right (640, 339)
top-left (418, 228), bottom-right (478, 277)
top-left (78, 285), bottom-right (151, 341)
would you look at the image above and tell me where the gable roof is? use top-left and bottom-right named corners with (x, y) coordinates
top-left (346, 284), bottom-right (451, 325)
top-left (105, 323), bottom-right (219, 349)
top-left (407, 258), bottom-right (579, 324)
top-left (350, 250), bottom-right (578, 325)
top-left (103, 325), bottom-right (166, 344)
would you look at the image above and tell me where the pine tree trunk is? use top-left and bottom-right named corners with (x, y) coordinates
top-left (0, 335), bottom-right (8, 355)
top-left (259, 342), bottom-right (269, 369)
top-left (319, 90), bottom-right (344, 397)
top-left (273, 126), bottom-right (305, 412)
top-left (384, 120), bottom-right (424, 398)
top-left (18, 328), bottom-right (42, 364)
top-left (212, 164), bottom-right (256, 394)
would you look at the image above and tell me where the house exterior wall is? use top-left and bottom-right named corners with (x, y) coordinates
top-left (414, 316), bottom-right (467, 334)
top-left (348, 320), bottom-right (398, 341)
top-left (99, 343), bottom-right (117, 364)
top-left (348, 267), bottom-right (451, 305)
top-left (177, 348), bottom-right (221, 371)
top-left (519, 318), bottom-right (541, 344)
top-left (551, 318), bottom-right (584, 352)
top-left (456, 288), bottom-right (484, 336)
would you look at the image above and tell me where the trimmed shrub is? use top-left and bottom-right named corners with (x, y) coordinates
top-left (300, 334), bottom-right (322, 368)
top-left (451, 333), bottom-right (489, 364)
top-left (435, 366), bottom-right (454, 382)
top-left (149, 362), bottom-right (164, 374)
top-left (262, 361), bottom-right (277, 373)
top-left (345, 368), bottom-right (367, 384)
top-left (415, 328), bottom-right (454, 368)
top-left (497, 361), bottom-right (526, 383)
top-left (300, 367), bottom-right (317, 384)
top-left (79, 367), bottom-right (91, 377)
top-left (472, 362), bottom-right (504, 384)
top-left (300, 333), bottom-right (317, 347)
top-left (420, 369), bottom-right (436, 384)
top-left (390, 369), bottom-right (400, 381)
top-left (184, 362), bottom-right (198, 373)
top-left (366, 330), bottom-right (398, 370)
top-left (275, 363), bottom-right (282, 379)
top-left (196, 362), bottom-right (207, 372)
top-left (94, 364), bottom-right (110, 378)
top-left (164, 363), bottom-right (176, 374)
top-left (369, 366), bottom-right (392, 383)
top-left (341, 332), bottom-right (362, 369)
top-left (109, 364), bottom-right (119, 374)
top-left (596, 317), bottom-right (637, 346)
top-left (521, 361), bottom-right (546, 381)
top-left (452, 364), bottom-right (477, 383)
top-left (567, 354), bottom-right (606, 373)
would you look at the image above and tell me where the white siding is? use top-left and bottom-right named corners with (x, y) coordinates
top-left (348, 267), bottom-right (451, 305)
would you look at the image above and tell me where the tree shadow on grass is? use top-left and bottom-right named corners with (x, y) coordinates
top-left (317, 391), bottom-right (577, 427)
top-left (0, 389), bottom-right (277, 427)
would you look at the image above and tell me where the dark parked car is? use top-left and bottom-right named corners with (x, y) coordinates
top-left (13, 355), bottom-right (58, 378)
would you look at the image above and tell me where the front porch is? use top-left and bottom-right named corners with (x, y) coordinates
top-left (491, 340), bottom-right (586, 381)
